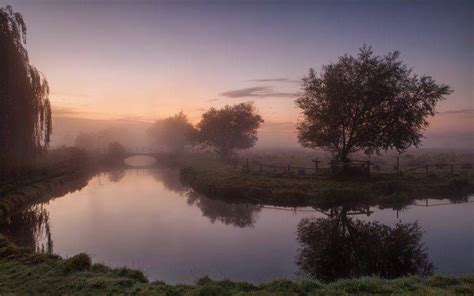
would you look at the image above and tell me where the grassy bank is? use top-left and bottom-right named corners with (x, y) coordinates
top-left (179, 158), bottom-right (474, 207)
top-left (0, 235), bottom-right (472, 295)
top-left (0, 159), bottom-right (101, 220)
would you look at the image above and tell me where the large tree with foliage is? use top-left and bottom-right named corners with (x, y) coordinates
top-left (147, 112), bottom-right (196, 154)
top-left (296, 45), bottom-right (452, 163)
top-left (197, 102), bottom-right (263, 159)
top-left (0, 6), bottom-right (52, 175)
top-left (106, 141), bottom-right (126, 160)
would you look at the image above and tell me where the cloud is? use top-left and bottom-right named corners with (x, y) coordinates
top-left (438, 109), bottom-right (474, 115)
top-left (248, 78), bottom-right (300, 83)
top-left (52, 106), bottom-right (83, 117)
top-left (50, 91), bottom-right (89, 99)
top-left (220, 86), bottom-right (298, 99)
top-left (205, 98), bottom-right (219, 102)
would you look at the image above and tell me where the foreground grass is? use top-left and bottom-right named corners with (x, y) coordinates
top-left (0, 236), bottom-right (472, 295)
top-left (180, 158), bottom-right (474, 207)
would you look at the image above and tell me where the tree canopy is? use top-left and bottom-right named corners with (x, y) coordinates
top-left (106, 141), bottom-right (126, 160)
top-left (197, 102), bottom-right (263, 159)
top-left (0, 6), bottom-right (52, 174)
top-left (147, 112), bottom-right (195, 154)
top-left (296, 45), bottom-right (452, 163)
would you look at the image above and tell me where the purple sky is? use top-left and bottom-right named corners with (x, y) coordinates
top-left (2, 0), bottom-right (472, 147)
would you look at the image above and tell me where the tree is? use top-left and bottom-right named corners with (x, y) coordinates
top-left (106, 141), bottom-right (126, 160)
top-left (74, 133), bottom-right (97, 152)
top-left (0, 6), bottom-right (52, 175)
top-left (197, 102), bottom-right (263, 159)
top-left (296, 45), bottom-right (452, 163)
top-left (147, 112), bottom-right (195, 154)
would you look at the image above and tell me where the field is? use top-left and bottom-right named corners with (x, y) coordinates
top-left (179, 154), bottom-right (474, 208)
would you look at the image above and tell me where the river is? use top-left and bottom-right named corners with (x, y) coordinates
top-left (1, 164), bottom-right (473, 284)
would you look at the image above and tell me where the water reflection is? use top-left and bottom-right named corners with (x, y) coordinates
top-left (107, 169), bottom-right (126, 183)
top-left (150, 167), bottom-right (187, 194)
top-left (0, 168), bottom-right (471, 283)
top-left (151, 167), bottom-right (263, 227)
top-left (186, 191), bottom-right (262, 228)
top-left (0, 205), bottom-right (53, 254)
top-left (296, 205), bottom-right (433, 282)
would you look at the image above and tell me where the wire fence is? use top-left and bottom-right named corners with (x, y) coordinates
top-left (233, 157), bottom-right (474, 178)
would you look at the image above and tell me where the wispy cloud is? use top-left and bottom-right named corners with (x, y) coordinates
top-left (52, 106), bottom-right (84, 117)
top-left (438, 109), bottom-right (474, 115)
top-left (52, 105), bottom-right (153, 122)
top-left (205, 98), bottom-right (219, 102)
top-left (248, 77), bottom-right (300, 84)
top-left (220, 86), bottom-right (298, 99)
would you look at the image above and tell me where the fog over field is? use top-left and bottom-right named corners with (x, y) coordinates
top-left (51, 110), bottom-right (473, 151)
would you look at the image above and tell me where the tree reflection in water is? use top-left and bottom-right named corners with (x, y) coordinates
top-left (186, 191), bottom-right (262, 228)
top-left (107, 169), bottom-right (126, 183)
top-left (296, 205), bottom-right (433, 282)
top-left (150, 167), bottom-right (188, 194)
top-left (148, 167), bottom-right (263, 228)
top-left (0, 205), bottom-right (53, 254)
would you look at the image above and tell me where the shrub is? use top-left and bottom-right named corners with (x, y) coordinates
top-left (64, 253), bottom-right (91, 272)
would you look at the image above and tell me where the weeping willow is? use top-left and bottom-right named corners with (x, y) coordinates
top-left (0, 6), bottom-right (52, 175)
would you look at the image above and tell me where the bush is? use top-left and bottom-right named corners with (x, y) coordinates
top-left (64, 253), bottom-right (91, 272)
top-left (114, 267), bottom-right (148, 283)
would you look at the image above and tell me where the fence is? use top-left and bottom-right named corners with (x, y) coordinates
top-left (235, 157), bottom-right (474, 178)
top-left (401, 163), bottom-right (473, 177)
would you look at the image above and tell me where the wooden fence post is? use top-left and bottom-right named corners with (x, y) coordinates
top-left (313, 159), bottom-right (319, 176)
top-left (396, 156), bottom-right (400, 175)
top-left (425, 165), bottom-right (429, 176)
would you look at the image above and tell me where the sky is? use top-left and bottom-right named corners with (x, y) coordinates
top-left (2, 0), bottom-right (473, 148)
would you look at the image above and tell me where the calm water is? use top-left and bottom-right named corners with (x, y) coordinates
top-left (1, 164), bottom-right (473, 283)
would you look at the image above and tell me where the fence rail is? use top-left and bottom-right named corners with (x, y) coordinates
top-left (235, 158), bottom-right (474, 178)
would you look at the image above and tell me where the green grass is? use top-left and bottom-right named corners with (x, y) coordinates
top-left (0, 235), bottom-right (472, 295)
top-left (1, 155), bottom-right (473, 294)
top-left (0, 167), bottom-right (94, 220)
top-left (179, 157), bottom-right (474, 208)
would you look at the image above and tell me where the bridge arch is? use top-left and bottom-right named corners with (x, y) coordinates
top-left (123, 154), bottom-right (157, 167)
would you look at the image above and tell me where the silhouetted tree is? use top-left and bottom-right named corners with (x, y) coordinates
top-left (107, 141), bottom-right (126, 160)
top-left (74, 132), bottom-right (97, 151)
top-left (0, 6), bottom-right (52, 175)
top-left (197, 102), bottom-right (263, 159)
top-left (296, 206), bottom-right (433, 282)
top-left (147, 112), bottom-right (195, 154)
top-left (296, 45), bottom-right (452, 164)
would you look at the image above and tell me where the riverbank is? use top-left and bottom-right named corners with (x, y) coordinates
top-left (179, 158), bottom-right (474, 208)
top-left (0, 162), bottom-right (95, 220)
top-left (0, 235), bottom-right (472, 295)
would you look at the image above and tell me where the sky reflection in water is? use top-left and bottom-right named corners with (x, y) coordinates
top-left (1, 167), bottom-right (473, 284)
